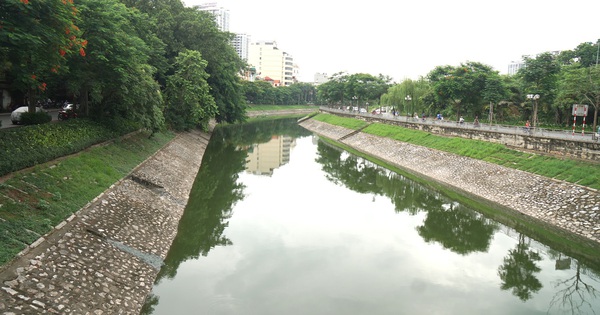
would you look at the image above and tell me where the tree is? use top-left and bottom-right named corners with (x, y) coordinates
top-left (164, 50), bottom-right (216, 131)
top-left (428, 62), bottom-right (499, 121)
top-left (517, 52), bottom-right (560, 126)
top-left (0, 0), bottom-right (86, 111)
top-left (481, 73), bottom-right (507, 125)
top-left (558, 65), bottom-right (600, 134)
top-left (64, 0), bottom-right (164, 132)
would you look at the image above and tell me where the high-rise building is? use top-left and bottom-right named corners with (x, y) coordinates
top-left (313, 73), bottom-right (329, 85)
top-left (248, 41), bottom-right (295, 86)
top-left (197, 2), bottom-right (229, 32)
top-left (232, 33), bottom-right (250, 61)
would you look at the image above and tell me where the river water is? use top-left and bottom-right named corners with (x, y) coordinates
top-left (142, 117), bottom-right (600, 315)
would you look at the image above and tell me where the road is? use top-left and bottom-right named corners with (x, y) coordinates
top-left (0, 109), bottom-right (60, 129)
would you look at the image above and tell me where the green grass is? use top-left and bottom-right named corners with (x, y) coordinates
top-left (0, 130), bottom-right (174, 267)
top-left (314, 113), bottom-right (600, 190)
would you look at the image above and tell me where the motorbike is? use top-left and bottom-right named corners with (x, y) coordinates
top-left (58, 109), bottom-right (78, 120)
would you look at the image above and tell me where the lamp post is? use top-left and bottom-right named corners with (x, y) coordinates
top-left (405, 95), bottom-right (412, 120)
top-left (527, 94), bottom-right (540, 128)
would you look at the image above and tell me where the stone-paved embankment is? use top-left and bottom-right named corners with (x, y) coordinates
top-left (300, 119), bottom-right (600, 245)
top-left (0, 128), bottom-right (211, 314)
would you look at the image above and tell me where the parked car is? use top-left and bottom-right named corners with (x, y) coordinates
top-left (62, 103), bottom-right (79, 111)
top-left (10, 106), bottom-right (46, 124)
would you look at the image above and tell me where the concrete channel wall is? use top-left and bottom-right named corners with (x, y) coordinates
top-left (0, 128), bottom-right (212, 314)
top-left (299, 119), bottom-right (600, 247)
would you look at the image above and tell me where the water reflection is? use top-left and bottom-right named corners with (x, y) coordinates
top-left (143, 118), bottom-right (600, 315)
top-left (317, 142), bottom-right (498, 255)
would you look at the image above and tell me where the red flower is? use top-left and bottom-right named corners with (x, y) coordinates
top-left (79, 48), bottom-right (86, 56)
top-left (81, 40), bottom-right (88, 47)
top-left (59, 49), bottom-right (66, 56)
top-left (39, 83), bottom-right (47, 91)
top-left (31, 74), bottom-right (36, 79)
top-left (20, 0), bottom-right (29, 4)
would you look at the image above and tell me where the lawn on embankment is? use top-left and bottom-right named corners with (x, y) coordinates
top-left (312, 113), bottom-right (600, 190)
top-left (0, 130), bottom-right (174, 267)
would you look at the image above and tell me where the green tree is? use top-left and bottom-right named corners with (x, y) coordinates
top-left (428, 61), bottom-right (499, 121)
top-left (64, 0), bottom-right (164, 132)
top-left (517, 52), bottom-right (560, 126)
top-left (120, 0), bottom-right (247, 124)
top-left (164, 50), bottom-right (216, 131)
top-left (557, 65), bottom-right (600, 134)
top-left (317, 72), bottom-right (348, 106)
top-left (0, 0), bottom-right (86, 111)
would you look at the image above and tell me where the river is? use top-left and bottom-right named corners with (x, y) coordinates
top-left (142, 117), bottom-right (600, 315)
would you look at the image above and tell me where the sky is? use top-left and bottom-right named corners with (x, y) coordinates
top-left (183, 0), bottom-right (600, 83)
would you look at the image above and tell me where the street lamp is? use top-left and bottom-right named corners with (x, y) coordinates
top-left (527, 94), bottom-right (540, 128)
top-left (405, 95), bottom-right (412, 120)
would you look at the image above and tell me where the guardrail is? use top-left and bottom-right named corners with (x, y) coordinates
top-left (320, 107), bottom-right (599, 144)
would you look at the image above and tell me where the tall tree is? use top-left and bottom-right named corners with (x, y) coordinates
top-left (428, 62), bottom-right (499, 121)
top-left (0, 0), bottom-right (86, 111)
top-left (558, 65), bottom-right (600, 134)
top-left (517, 52), bottom-right (560, 126)
top-left (164, 50), bottom-right (216, 131)
top-left (65, 0), bottom-right (164, 132)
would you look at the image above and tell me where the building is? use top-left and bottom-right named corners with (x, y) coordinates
top-left (197, 2), bottom-right (229, 32)
top-left (232, 33), bottom-right (250, 61)
top-left (313, 73), bottom-right (330, 85)
top-left (507, 51), bottom-right (562, 75)
top-left (248, 41), bottom-right (295, 86)
top-left (507, 60), bottom-right (525, 75)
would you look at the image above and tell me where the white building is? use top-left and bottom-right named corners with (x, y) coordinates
top-left (248, 41), bottom-right (295, 86)
top-left (313, 73), bottom-right (330, 85)
top-left (197, 2), bottom-right (229, 32)
top-left (232, 33), bottom-right (250, 61)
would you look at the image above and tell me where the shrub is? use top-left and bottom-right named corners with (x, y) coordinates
top-left (20, 111), bottom-right (52, 125)
top-left (0, 118), bottom-right (136, 177)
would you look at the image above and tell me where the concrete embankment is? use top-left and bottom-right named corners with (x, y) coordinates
top-left (299, 119), bottom-right (600, 246)
top-left (0, 128), bottom-right (212, 314)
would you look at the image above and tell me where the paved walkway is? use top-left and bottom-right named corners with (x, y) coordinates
top-left (300, 119), bottom-right (600, 246)
top-left (0, 129), bottom-right (211, 314)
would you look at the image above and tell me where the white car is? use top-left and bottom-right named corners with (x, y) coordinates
top-left (62, 103), bottom-right (79, 111)
top-left (11, 106), bottom-right (46, 124)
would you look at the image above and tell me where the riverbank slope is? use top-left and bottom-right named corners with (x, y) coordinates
top-left (299, 119), bottom-right (600, 247)
top-left (0, 128), bottom-right (212, 314)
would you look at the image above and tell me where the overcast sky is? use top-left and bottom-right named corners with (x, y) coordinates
top-left (183, 0), bottom-right (600, 83)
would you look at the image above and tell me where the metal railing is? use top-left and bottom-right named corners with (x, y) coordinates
top-left (320, 106), bottom-right (599, 143)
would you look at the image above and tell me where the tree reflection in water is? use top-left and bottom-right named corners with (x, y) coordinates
top-left (316, 141), bottom-right (497, 255)
top-left (498, 233), bottom-right (543, 301)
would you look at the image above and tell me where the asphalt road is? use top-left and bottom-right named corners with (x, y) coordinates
top-left (0, 109), bottom-right (60, 129)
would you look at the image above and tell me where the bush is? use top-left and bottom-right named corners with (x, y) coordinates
top-left (0, 118), bottom-right (137, 177)
top-left (20, 111), bottom-right (52, 125)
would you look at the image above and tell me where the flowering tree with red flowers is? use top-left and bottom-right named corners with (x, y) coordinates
top-left (0, 0), bottom-right (86, 112)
